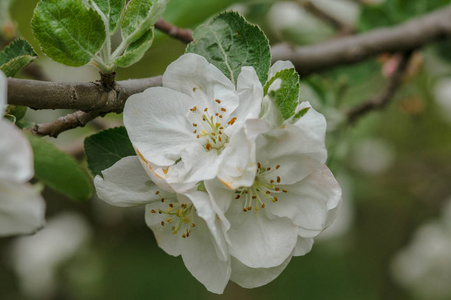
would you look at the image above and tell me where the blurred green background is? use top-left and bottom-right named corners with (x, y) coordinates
top-left (1, 0), bottom-right (451, 299)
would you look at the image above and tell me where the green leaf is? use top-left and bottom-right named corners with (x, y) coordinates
top-left (121, 0), bottom-right (169, 44)
top-left (27, 135), bottom-right (93, 201)
top-left (114, 28), bottom-right (153, 68)
top-left (31, 0), bottom-right (106, 67)
top-left (0, 38), bottom-right (37, 77)
top-left (84, 127), bottom-right (136, 177)
top-left (264, 68), bottom-right (300, 120)
top-left (89, 0), bottom-right (126, 33)
top-left (186, 11), bottom-right (271, 86)
top-left (292, 107), bottom-right (311, 122)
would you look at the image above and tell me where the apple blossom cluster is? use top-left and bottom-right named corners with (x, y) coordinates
top-left (0, 71), bottom-right (46, 237)
top-left (95, 53), bottom-right (342, 293)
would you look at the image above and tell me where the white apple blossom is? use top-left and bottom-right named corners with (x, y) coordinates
top-left (205, 109), bottom-right (342, 288)
top-left (0, 71), bottom-right (46, 237)
top-left (94, 156), bottom-right (231, 293)
top-left (123, 53), bottom-right (269, 192)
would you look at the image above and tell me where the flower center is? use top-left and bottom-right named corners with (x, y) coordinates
top-left (150, 191), bottom-right (196, 238)
top-left (190, 99), bottom-right (236, 152)
top-left (234, 162), bottom-right (288, 212)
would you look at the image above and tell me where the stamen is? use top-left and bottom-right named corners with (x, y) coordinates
top-left (276, 165), bottom-right (280, 169)
top-left (215, 99), bottom-right (221, 104)
top-left (151, 209), bottom-right (156, 213)
top-left (277, 176), bottom-right (281, 183)
top-left (221, 108), bottom-right (226, 112)
top-left (192, 123), bottom-right (197, 127)
top-left (206, 143), bottom-right (211, 151)
top-left (190, 106), bottom-right (197, 112)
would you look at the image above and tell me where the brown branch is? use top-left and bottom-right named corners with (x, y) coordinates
top-left (154, 19), bottom-right (193, 44)
top-left (302, 1), bottom-right (356, 35)
top-left (8, 76), bottom-right (162, 112)
top-left (25, 111), bottom-right (103, 138)
top-left (347, 51), bottom-right (413, 124)
top-left (272, 5), bottom-right (451, 76)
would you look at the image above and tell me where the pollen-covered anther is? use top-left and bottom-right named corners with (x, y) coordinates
top-left (215, 99), bottom-right (221, 104)
top-left (247, 206), bottom-right (252, 211)
top-left (282, 189), bottom-right (288, 193)
top-left (151, 209), bottom-right (156, 213)
top-left (261, 203), bottom-right (266, 208)
top-left (161, 221), bottom-right (165, 226)
top-left (192, 123), bottom-right (197, 127)
top-left (266, 191), bottom-right (271, 194)
top-left (235, 195), bottom-right (240, 199)
top-left (277, 176), bottom-right (281, 183)
top-left (155, 191), bottom-right (160, 195)
top-left (190, 106), bottom-right (197, 112)
top-left (228, 117), bottom-right (237, 125)
top-left (206, 143), bottom-right (211, 151)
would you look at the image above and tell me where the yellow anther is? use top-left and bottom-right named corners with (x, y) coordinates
top-left (276, 165), bottom-right (280, 169)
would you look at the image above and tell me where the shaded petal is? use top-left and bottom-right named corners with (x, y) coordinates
top-left (166, 142), bottom-right (221, 185)
top-left (163, 53), bottom-right (238, 113)
top-left (226, 199), bottom-right (298, 268)
top-left (230, 255), bottom-right (292, 289)
top-left (217, 119), bottom-right (270, 190)
top-left (181, 217), bottom-right (231, 294)
top-left (267, 165), bottom-right (342, 235)
top-left (205, 178), bottom-right (234, 214)
top-left (268, 60), bottom-right (295, 79)
top-left (184, 191), bottom-right (229, 262)
top-left (123, 87), bottom-right (198, 166)
top-left (232, 67), bottom-right (263, 120)
top-left (294, 101), bottom-right (327, 142)
top-left (0, 120), bottom-right (33, 182)
top-left (0, 70), bottom-right (6, 114)
top-left (0, 181), bottom-right (45, 237)
top-left (94, 156), bottom-right (168, 207)
top-left (145, 204), bottom-right (231, 294)
top-left (293, 237), bottom-right (314, 256)
top-left (259, 124), bottom-right (327, 185)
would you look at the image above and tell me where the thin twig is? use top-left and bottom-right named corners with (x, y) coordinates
top-left (154, 19), bottom-right (193, 44)
top-left (301, 1), bottom-right (356, 35)
top-left (25, 111), bottom-right (103, 138)
top-left (347, 51), bottom-right (414, 124)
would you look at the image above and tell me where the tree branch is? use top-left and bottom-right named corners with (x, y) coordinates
top-left (8, 76), bottom-right (162, 112)
top-left (25, 111), bottom-right (103, 138)
top-left (347, 51), bottom-right (413, 124)
top-left (154, 19), bottom-right (193, 44)
top-left (272, 5), bottom-right (451, 76)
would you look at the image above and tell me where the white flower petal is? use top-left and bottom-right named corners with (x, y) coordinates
top-left (184, 191), bottom-right (229, 262)
top-left (163, 53), bottom-right (238, 113)
top-left (94, 156), bottom-right (165, 207)
top-left (260, 124), bottom-right (327, 184)
top-left (292, 237), bottom-right (314, 256)
top-left (166, 142), bottom-right (221, 185)
top-left (232, 67), bottom-right (263, 120)
top-left (230, 255), bottom-right (292, 289)
top-left (259, 94), bottom-right (284, 128)
top-left (294, 101), bottom-right (327, 142)
top-left (226, 199), bottom-right (298, 268)
top-left (0, 181), bottom-right (46, 237)
top-left (267, 165), bottom-right (342, 235)
top-left (0, 70), bottom-right (6, 115)
top-left (268, 60), bottom-right (296, 79)
top-left (205, 178), bottom-right (234, 214)
top-left (180, 217), bottom-right (231, 294)
top-left (0, 120), bottom-right (33, 182)
top-left (217, 119), bottom-right (270, 190)
top-left (123, 87), bottom-right (198, 166)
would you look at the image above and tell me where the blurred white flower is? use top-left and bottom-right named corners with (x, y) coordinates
top-left (0, 71), bottom-right (45, 237)
top-left (351, 138), bottom-right (395, 175)
top-left (433, 77), bottom-right (451, 123)
top-left (391, 199), bottom-right (451, 300)
top-left (9, 212), bottom-right (91, 299)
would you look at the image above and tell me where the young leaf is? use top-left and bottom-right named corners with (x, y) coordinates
top-left (186, 11), bottom-right (271, 86)
top-left (84, 127), bottom-right (136, 177)
top-left (31, 0), bottom-right (106, 67)
top-left (121, 0), bottom-right (169, 44)
top-left (0, 38), bottom-right (37, 77)
top-left (27, 135), bottom-right (93, 201)
top-left (114, 28), bottom-right (153, 68)
top-left (89, 0), bottom-right (126, 33)
top-left (264, 68), bottom-right (300, 120)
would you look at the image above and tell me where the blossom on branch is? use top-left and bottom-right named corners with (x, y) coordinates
top-left (95, 53), bottom-right (342, 293)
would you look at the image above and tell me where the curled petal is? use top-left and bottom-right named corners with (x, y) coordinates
top-left (94, 156), bottom-right (167, 207)
top-left (268, 60), bottom-right (296, 79)
top-left (294, 101), bottom-right (327, 142)
top-left (268, 165), bottom-right (342, 235)
top-left (233, 67), bottom-right (263, 120)
top-left (293, 237), bottom-right (314, 256)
